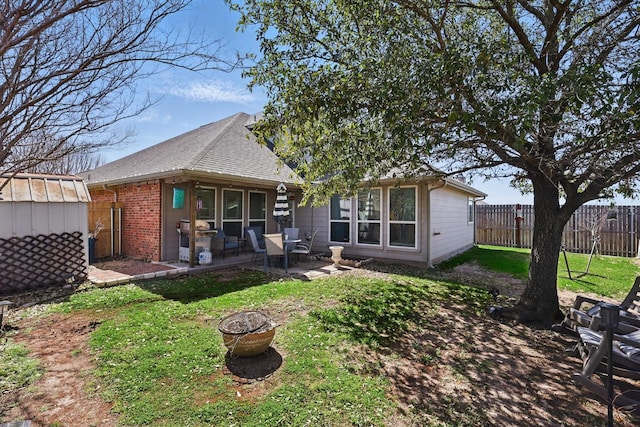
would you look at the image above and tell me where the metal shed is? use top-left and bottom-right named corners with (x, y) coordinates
top-left (0, 173), bottom-right (91, 295)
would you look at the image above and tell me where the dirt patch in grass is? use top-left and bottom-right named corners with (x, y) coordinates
top-left (1, 264), bottom-right (639, 426)
top-left (1, 312), bottom-right (118, 426)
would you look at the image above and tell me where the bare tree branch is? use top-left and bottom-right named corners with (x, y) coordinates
top-left (0, 0), bottom-right (242, 189)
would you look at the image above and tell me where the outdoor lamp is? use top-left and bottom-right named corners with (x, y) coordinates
top-left (600, 303), bottom-right (620, 330)
top-left (0, 300), bottom-right (13, 331)
top-left (599, 303), bottom-right (620, 427)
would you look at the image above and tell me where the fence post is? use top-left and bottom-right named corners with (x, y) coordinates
top-left (515, 204), bottom-right (523, 248)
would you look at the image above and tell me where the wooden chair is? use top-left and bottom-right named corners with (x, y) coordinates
top-left (572, 325), bottom-right (640, 408)
top-left (554, 276), bottom-right (640, 334)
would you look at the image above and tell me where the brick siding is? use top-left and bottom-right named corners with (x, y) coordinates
top-left (90, 181), bottom-right (162, 261)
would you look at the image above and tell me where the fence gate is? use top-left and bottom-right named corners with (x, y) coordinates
top-left (88, 201), bottom-right (123, 259)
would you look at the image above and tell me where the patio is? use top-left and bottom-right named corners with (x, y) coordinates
top-left (88, 252), bottom-right (352, 286)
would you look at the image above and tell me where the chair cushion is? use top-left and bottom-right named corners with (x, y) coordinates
top-left (578, 327), bottom-right (640, 369)
top-left (569, 308), bottom-right (594, 328)
top-left (619, 330), bottom-right (640, 360)
top-left (577, 327), bottom-right (603, 346)
top-left (619, 343), bottom-right (640, 360)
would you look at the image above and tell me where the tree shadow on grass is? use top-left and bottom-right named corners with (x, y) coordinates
top-left (313, 279), bottom-right (492, 348)
top-left (136, 268), bottom-right (278, 304)
top-left (557, 272), bottom-right (612, 297)
top-left (311, 277), bottom-right (640, 426)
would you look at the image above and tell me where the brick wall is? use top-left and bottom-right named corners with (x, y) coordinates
top-left (90, 181), bottom-right (162, 261)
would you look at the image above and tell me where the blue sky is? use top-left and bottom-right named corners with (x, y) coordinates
top-left (104, 0), bottom-right (265, 162)
top-left (103, 0), bottom-right (635, 206)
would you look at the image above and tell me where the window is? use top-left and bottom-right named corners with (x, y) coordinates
top-left (330, 194), bottom-right (350, 243)
top-left (388, 187), bottom-right (416, 248)
top-left (468, 198), bottom-right (475, 223)
top-left (249, 191), bottom-right (266, 235)
top-left (357, 189), bottom-right (381, 245)
top-left (195, 188), bottom-right (216, 226)
top-left (222, 189), bottom-right (243, 237)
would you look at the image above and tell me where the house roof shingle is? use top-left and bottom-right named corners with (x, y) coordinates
top-left (80, 112), bottom-right (298, 187)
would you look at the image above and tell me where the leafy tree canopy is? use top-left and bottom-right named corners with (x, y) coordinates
top-left (232, 0), bottom-right (640, 322)
top-left (233, 0), bottom-right (639, 208)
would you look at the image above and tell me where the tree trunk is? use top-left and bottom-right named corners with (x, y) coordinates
top-left (505, 179), bottom-right (565, 324)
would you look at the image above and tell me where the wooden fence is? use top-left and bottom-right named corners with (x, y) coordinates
top-left (476, 204), bottom-right (640, 257)
top-left (88, 201), bottom-right (123, 259)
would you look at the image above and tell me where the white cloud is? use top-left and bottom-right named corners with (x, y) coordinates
top-left (165, 80), bottom-right (255, 104)
top-left (136, 110), bottom-right (173, 123)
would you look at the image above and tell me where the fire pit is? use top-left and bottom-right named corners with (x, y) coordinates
top-left (218, 311), bottom-right (276, 357)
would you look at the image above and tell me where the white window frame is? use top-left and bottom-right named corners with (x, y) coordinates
top-left (387, 186), bottom-right (417, 249)
top-left (356, 188), bottom-right (382, 246)
top-left (248, 190), bottom-right (267, 233)
top-left (329, 194), bottom-right (351, 244)
top-left (222, 189), bottom-right (244, 236)
top-left (468, 198), bottom-right (475, 224)
top-left (195, 187), bottom-right (216, 227)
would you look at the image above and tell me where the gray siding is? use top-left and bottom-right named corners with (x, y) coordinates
top-left (0, 201), bottom-right (88, 239)
top-left (429, 187), bottom-right (475, 263)
top-left (291, 182), bottom-right (478, 265)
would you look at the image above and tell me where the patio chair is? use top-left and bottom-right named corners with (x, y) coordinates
top-left (289, 230), bottom-right (318, 266)
top-left (246, 229), bottom-right (267, 272)
top-left (264, 233), bottom-right (287, 273)
top-left (283, 227), bottom-right (299, 240)
top-left (553, 276), bottom-right (640, 335)
top-left (571, 325), bottom-right (640, 408)
top-left (211, 228), bottom-right (240, 259)
top-left (244, 226), bottom-right (265, 249)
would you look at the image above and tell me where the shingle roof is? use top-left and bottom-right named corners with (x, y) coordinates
top-left (80, 112), bottom-right (298, 187)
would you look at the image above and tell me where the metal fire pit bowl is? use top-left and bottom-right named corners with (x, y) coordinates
top-left (218, 311), bottom-right (276, 357)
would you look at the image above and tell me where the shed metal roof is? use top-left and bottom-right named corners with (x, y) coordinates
top-left (0, 173), bottom-right (91, 202)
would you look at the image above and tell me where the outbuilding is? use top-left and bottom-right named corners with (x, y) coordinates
top-left (0, 173), bottom-right (91, 295)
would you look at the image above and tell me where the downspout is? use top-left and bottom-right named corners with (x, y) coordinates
top-left (102, 184), bottom-right (117, 202)
top-left (103, 184), bottom-right (118, 257)
top-left (473, 196), bottom-right (486, 246)
top-left (426, 179), bottom-right (447, 268)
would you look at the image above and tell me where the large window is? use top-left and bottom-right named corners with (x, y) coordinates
top-left (222, 189), bottom-right (243, 237)
top-left (388, 187), bottom-right (417, 248)
top-left (195, 188), bottom-right (216, 227)
top-left (330, 194), bottom-right (350, 243)
top-left (249, 191), bottom-right (266, 235)
top-left (357, 189), bottom-right (381, 245)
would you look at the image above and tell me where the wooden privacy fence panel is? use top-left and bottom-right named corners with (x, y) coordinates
top-left (88, 201), bottom-right (123, 259)
top-left (476, 205), bottom-right (640, 257)
top-left (0, 232), bottom-right (86, 296)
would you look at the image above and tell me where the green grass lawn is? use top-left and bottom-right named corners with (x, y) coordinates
top-left (439, 244), bottom-right (640, 299)
top-left (4, 246), bottom-right (640, 426)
